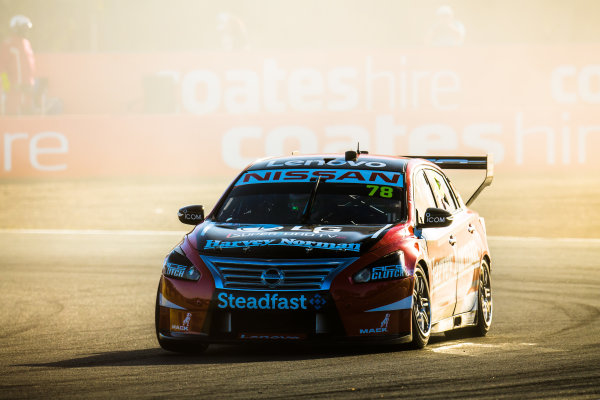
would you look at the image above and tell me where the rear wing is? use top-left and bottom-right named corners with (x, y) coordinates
top-left (403, 154), bottom-right (494, 206)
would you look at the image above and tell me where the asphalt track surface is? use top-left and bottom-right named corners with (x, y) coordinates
top-left (1, 231), bottom-right (599, 399)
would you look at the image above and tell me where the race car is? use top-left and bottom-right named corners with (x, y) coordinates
top-left (155, 151), bottom-right (494, 352)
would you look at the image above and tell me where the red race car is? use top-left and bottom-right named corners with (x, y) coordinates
top-left (155, 151), bottom-right (494, 352)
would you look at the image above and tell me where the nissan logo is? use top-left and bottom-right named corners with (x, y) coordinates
top-left (261, 268), bottom-right (285, 288)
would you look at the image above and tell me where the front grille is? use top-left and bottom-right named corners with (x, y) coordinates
top-left (201, 256), bottom-right (357, 290)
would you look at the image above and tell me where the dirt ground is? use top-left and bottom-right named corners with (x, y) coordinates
top-left (0, 171), bottom-right (599, 238)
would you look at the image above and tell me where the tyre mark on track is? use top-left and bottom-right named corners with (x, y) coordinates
top-left (0, 299), bottom-right (64, 339)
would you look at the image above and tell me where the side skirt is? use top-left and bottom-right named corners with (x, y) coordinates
top-left (431, 310), bottom-right (477, 333)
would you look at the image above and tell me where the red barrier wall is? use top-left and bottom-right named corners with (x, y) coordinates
top-left (2, 47), bottom-right (599, 177)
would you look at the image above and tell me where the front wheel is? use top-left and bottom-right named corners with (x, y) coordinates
top-left (410, 265), bottom-right (431, 349)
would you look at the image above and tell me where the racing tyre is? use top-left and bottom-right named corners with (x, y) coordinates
top-left (471, 259), bottom-right (492, 336)
top-left (155, 281), bottom-right (208, 354)
top-left (410, 265), bottom-right (431, 349)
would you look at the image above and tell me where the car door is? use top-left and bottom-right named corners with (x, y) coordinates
top-left (413, 169), bottom-right (457, 323)
top-left (446, 180), bottom-right (484, 316)
top-left (424, 169), bottom-right (479, 317)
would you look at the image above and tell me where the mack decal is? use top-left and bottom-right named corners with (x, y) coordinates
top-left (359, 327), bottom-right (389, 334)
top-left (171, 312), bottom-right (192, 331)
top-left (236, 169), bottom-right (403, 187)
top-left (360, 313), bottom-right (391, 334)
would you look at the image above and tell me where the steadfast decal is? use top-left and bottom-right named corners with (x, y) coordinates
top-left (236, 169), bottom-right (403, 187)
top-left (218, 292), bottom-right (314, 310)
top-left (204, 238), bottom-right (360, 252)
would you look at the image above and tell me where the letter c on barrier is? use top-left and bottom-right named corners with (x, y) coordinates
top-left (222, 127), bottom-right (262, 169)
top-left (181, 70), bottom-right (221, 115)
top-left (551, 65), bottom-right (577, 104)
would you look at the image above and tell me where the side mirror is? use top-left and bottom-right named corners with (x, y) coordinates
top-left (419, 207), bottom-right (453, 228)
top-left (178, 205), bottom-right (205, 225)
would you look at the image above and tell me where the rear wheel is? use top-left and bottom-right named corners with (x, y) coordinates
top-left (155, 281), bottom-right (208, 354)
top-left (472, 259), bottom-right (492, 336)
top-left (410, 265), bottom-right (431, 349)
top-left (444, 259), bottom-right (493, 339)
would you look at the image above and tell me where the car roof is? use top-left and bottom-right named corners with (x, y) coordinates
top-left (246, 154), bottom-right (418, 173)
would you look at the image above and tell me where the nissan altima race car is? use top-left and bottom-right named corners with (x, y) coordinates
top-left (155, 151), bottom-right (494, 352)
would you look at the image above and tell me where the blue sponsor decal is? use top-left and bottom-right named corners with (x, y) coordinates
top-left (371, 265), bottom-right (407, 281)
top-left (309, 294), bottom-right (327, 310)
top-left (205, 239), bottom-right (274, 249)
top-left (204, 238), bottom-right (360, 252)
top-left (216, 292), bottom-right (327, 311)
top-left (164, 263), bottom-right (187, 278)
top-left (236, 169), bottom-right (403, 187)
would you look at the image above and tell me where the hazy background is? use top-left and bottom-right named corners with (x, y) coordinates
top-left (1, 0), bottom-right (599, 238)
top-left (2, 0), bottom-right (600, 51)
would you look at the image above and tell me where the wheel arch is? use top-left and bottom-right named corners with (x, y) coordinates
top-left (415, 259), bottom-right (430, 286)
top-left (482, 253), bottom-right (491, 271)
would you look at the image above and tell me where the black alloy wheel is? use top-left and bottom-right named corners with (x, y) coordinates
top-left (410, 265), bottom-right (431, 349)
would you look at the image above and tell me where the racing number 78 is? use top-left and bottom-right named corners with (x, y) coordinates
top-left (366, 185), bottom-right (393, 198)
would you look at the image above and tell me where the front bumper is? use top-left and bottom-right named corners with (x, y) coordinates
top-left (157, 276), bottom-right (414, 345)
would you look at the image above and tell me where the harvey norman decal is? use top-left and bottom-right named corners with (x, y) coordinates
top-left (204, 238), bottom-right (360, 252)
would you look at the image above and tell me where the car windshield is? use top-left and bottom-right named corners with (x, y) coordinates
top-left (214, 169), bottom-right (405, 225)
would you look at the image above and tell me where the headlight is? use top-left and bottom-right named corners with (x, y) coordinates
top-left (353, 251), bottom-right (407, 283)
top-left (162, 246), bottom-right (201, 281)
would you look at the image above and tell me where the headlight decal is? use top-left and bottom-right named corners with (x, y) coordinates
top-left (162, 246), bottom-right (201, 281)
top-left (163, 263), bottom-right (201, 281)
top-left (370, 264), bottom-right (407, 280)
top-left (353, 251), bottom-right (407, 283)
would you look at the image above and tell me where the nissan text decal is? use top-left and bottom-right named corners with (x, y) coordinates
top-left (236, 169), bottom-right (403, 187)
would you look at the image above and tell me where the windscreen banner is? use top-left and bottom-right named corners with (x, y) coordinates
top-left (1, 46), bottom-right (599, 177)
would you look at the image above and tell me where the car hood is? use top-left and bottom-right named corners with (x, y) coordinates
top-left (190, 221), bottom-right (394, 258)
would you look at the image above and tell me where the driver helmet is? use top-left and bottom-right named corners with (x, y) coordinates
top-left (9, 15), bottom-right (33, 36)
